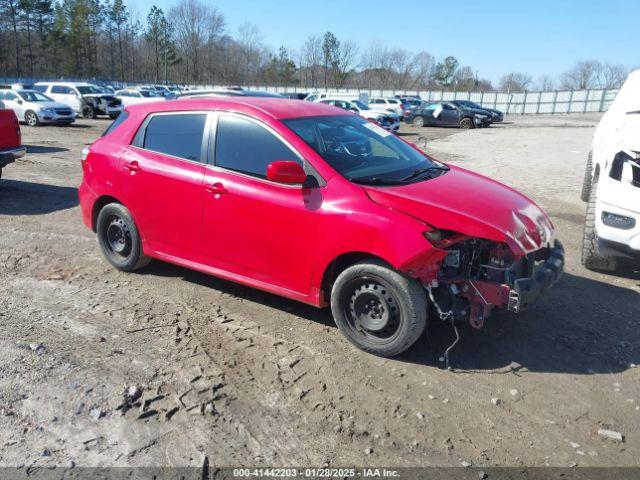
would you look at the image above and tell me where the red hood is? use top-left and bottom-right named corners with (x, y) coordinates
top-left (365, 165), bottom-right (554, 256)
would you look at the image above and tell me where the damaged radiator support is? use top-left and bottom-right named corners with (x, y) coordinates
top-left (426, 286), bottom-right (459, 370)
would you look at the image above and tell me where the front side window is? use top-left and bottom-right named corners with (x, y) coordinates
top-left (142, 113), bottom-right (207, 162)
top-left (215, 115), bottom-right (300, 178)
top-left (33, 85), bottom-right (47, 92)
top-left (283, 115), bottom-right (447, 185)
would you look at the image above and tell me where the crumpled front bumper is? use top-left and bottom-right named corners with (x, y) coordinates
top-left (0, 146), bottom-right (26, 169)
top-left (508, 239), bottom-right (564, 313)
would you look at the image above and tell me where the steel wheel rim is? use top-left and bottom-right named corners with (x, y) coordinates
top-left (27, 113), bottom-right (37, 126)
top-left (105, 216), bottom-right (132, 258)
top-left (341, 276), bottom-right (402, 343)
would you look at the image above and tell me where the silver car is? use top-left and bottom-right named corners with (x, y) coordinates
top-left (0, 89), bottom-right (75, 126)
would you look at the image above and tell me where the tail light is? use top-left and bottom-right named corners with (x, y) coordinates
top-left (81, 146), bottom-right (90, 171)
top-left (14, 116), bottom-right (21, 144)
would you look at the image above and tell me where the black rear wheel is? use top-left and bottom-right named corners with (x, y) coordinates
top-left (412, 116), bottom-right (424, 127)
top-left (97, 203), bottom-right (150, 271)
top-left (330, 260), bottom-right (427, 357)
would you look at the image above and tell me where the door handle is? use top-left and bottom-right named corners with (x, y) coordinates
top-left (205, 182), bottom-right (227, 195)
top-left (124, 161), bottom-right (141, 172)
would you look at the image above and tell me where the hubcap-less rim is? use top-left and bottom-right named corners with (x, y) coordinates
top-left (105, 217), bottom-right (132, 258)
top-left (342, 277), bottom-right (401, 342)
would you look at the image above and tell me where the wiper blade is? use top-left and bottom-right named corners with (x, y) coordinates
top-left (349, 176), bottom-right (408, 185)
top-left (400, 165), bottom-right (449, 181)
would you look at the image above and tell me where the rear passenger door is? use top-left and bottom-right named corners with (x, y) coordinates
top-left (202, 113), bottom-right (320, 295)
top-left (121, 112), bottom-right (209, 259)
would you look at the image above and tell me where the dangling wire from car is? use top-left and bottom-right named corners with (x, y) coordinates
top-left (426, 285), bottom-right (459, 370)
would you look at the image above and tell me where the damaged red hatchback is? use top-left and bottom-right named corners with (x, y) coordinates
top-left (79, 98), bottom-right (563, 357)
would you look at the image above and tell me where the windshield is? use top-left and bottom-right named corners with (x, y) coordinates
top-left (139, 90), bottom-right (159, 97)
top-left (352, 100), bottom-right (369, 110)
top-left (19, 91), bottom-right (53, 102)
top-left (283, 115), bottom-right (447, 184)
top-left (458, 100), bottom-right (480, 109)
top-left (76, 86), bottom-right (101, 95)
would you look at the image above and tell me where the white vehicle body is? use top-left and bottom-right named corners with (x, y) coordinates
top-left (34, 82), bottom-right (123, 117)
top-left (319, 98), bottom-right (401, 132)
top-left (0, 89), bottom-right (75, 125)
top-left (584, 69), bottom-right (640, 266)
top-left (115, 89), bottom-right (165, 107)
top-left (305, 92), bottom-right (370, 104)
top-left (369, 97), bottom-right (404, 116)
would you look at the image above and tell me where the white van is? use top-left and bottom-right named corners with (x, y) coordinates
top-left (581, 70), bottom-right (640, 271)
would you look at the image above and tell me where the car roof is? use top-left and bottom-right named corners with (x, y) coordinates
top-left (125, 97), bottom-right (349, 120)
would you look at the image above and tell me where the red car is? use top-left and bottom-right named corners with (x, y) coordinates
top-left (79, 98), bottom-right (563, 357)
top-left (0, 107), bottom-right (26, 179)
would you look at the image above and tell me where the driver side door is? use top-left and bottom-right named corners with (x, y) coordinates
top-left (202, 113), bottom-right (321, 296)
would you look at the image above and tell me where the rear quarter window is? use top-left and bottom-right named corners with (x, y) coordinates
top-left (137, 113), bottom-right (207, 162)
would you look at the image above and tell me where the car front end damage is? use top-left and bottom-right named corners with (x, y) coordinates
top-left (419, 233), bottom-right (564, 330)
top-left (596, 149), bottom-right (640, 257)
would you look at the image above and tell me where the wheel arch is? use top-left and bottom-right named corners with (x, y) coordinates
top-left (91, 195), bottom-right (123, 231)
top-left (318, 251), bottom-right (392, 307)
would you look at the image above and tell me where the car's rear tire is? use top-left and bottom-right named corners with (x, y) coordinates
top-left (25, 110), bottom-right (39, 127)
top-left (581, 178), bottom-right (617, 272)
top-left (82, 105), bottom-right (97, 119)
top-left (460, 117), bottom-right (474, 129)
top-left (330, 260), bottom-right (427, 357)
top-left (581, 151), bottom-right (593, 202)
top-left (412, 116), bottom-right (424, 127)
top-left (109, 113), bottom-right (119, 120)
top-left (96, 203), bottom-right (150, 272)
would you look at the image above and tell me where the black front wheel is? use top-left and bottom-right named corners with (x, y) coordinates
top-left (330, 260), bottom-right (427, 357)
top-left (460, 117), bottom-right (474, 129)
top-left (82, 105), bottom-right (97, 119)
top-left (96, 203), bottom-right (150, 271)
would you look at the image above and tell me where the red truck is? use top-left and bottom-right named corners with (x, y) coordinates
top-left (0, 105), bottom-right (26, 179)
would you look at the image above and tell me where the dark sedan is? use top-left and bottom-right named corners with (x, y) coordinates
top-left (450, 100), bottom-right (504, 122)
top-left (404, 101), bottom-right (491, 129)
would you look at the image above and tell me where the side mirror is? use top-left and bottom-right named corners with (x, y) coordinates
top-left (16, 99), bottom-right (23, 104)
top-left (266, 160), bottom-right (307, 184)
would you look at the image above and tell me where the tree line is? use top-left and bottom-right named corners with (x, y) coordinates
top-left (0, 0), bottom-right (633, 91)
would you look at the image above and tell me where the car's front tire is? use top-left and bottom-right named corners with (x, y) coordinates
top-left (330, 260), bottom-right (427, 357)
top-left (82, 105), bottom-right (97, 119)
top-left (96, 203), bottom-right (150, 272)
top-left (460, 117), bottom-right (474, 129)
top-left (581, 151), bottom-right (593, 202)
top-left (25, 110), bottom-right (40, 127)
top-left (581, 178), bottom-right (617, 271)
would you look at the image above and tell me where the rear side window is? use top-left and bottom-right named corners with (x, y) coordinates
top-left (51, 85), bottom-right (72, 94)
top-left (141, 113), bottom-right (206, 162)
top-left (215, 115), bottom-right (300, 178)
top-left (33, 85), bottom-right (47, 92)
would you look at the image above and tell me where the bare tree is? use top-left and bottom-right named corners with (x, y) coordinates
top-left (598, 63), bottom-right (629, 89)
top-left (301, 35), bottom-right (322, 88)
top-left (560, 60), bottom-right (601, 90)
top-left (536, 75), bottom-right (555, 91)
top-left (411, 51), bottom-right (435, 89)
top-left (499, 72), bottom-right (533, 92)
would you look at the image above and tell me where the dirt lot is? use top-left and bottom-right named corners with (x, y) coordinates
top-left (0, 113), bottom-right (638, 469)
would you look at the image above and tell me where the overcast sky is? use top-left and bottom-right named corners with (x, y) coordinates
top-left (132, 0), bottom-right (638, 84)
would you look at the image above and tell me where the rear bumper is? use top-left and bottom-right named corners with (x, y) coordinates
top-left (0, 146), bottom-right (26, 169)
top-left (508, 240), bottom-right (564, 313)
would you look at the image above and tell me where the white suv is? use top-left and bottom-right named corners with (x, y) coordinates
top-left (581, 69), bottom-right (640, 271)
top-left (369, 97), bottom-right (404, 116)
top-left (34, 82), bottom-right (122, 119)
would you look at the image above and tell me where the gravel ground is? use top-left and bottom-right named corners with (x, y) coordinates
top-left (0, 113), bottom-right (638, 469)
